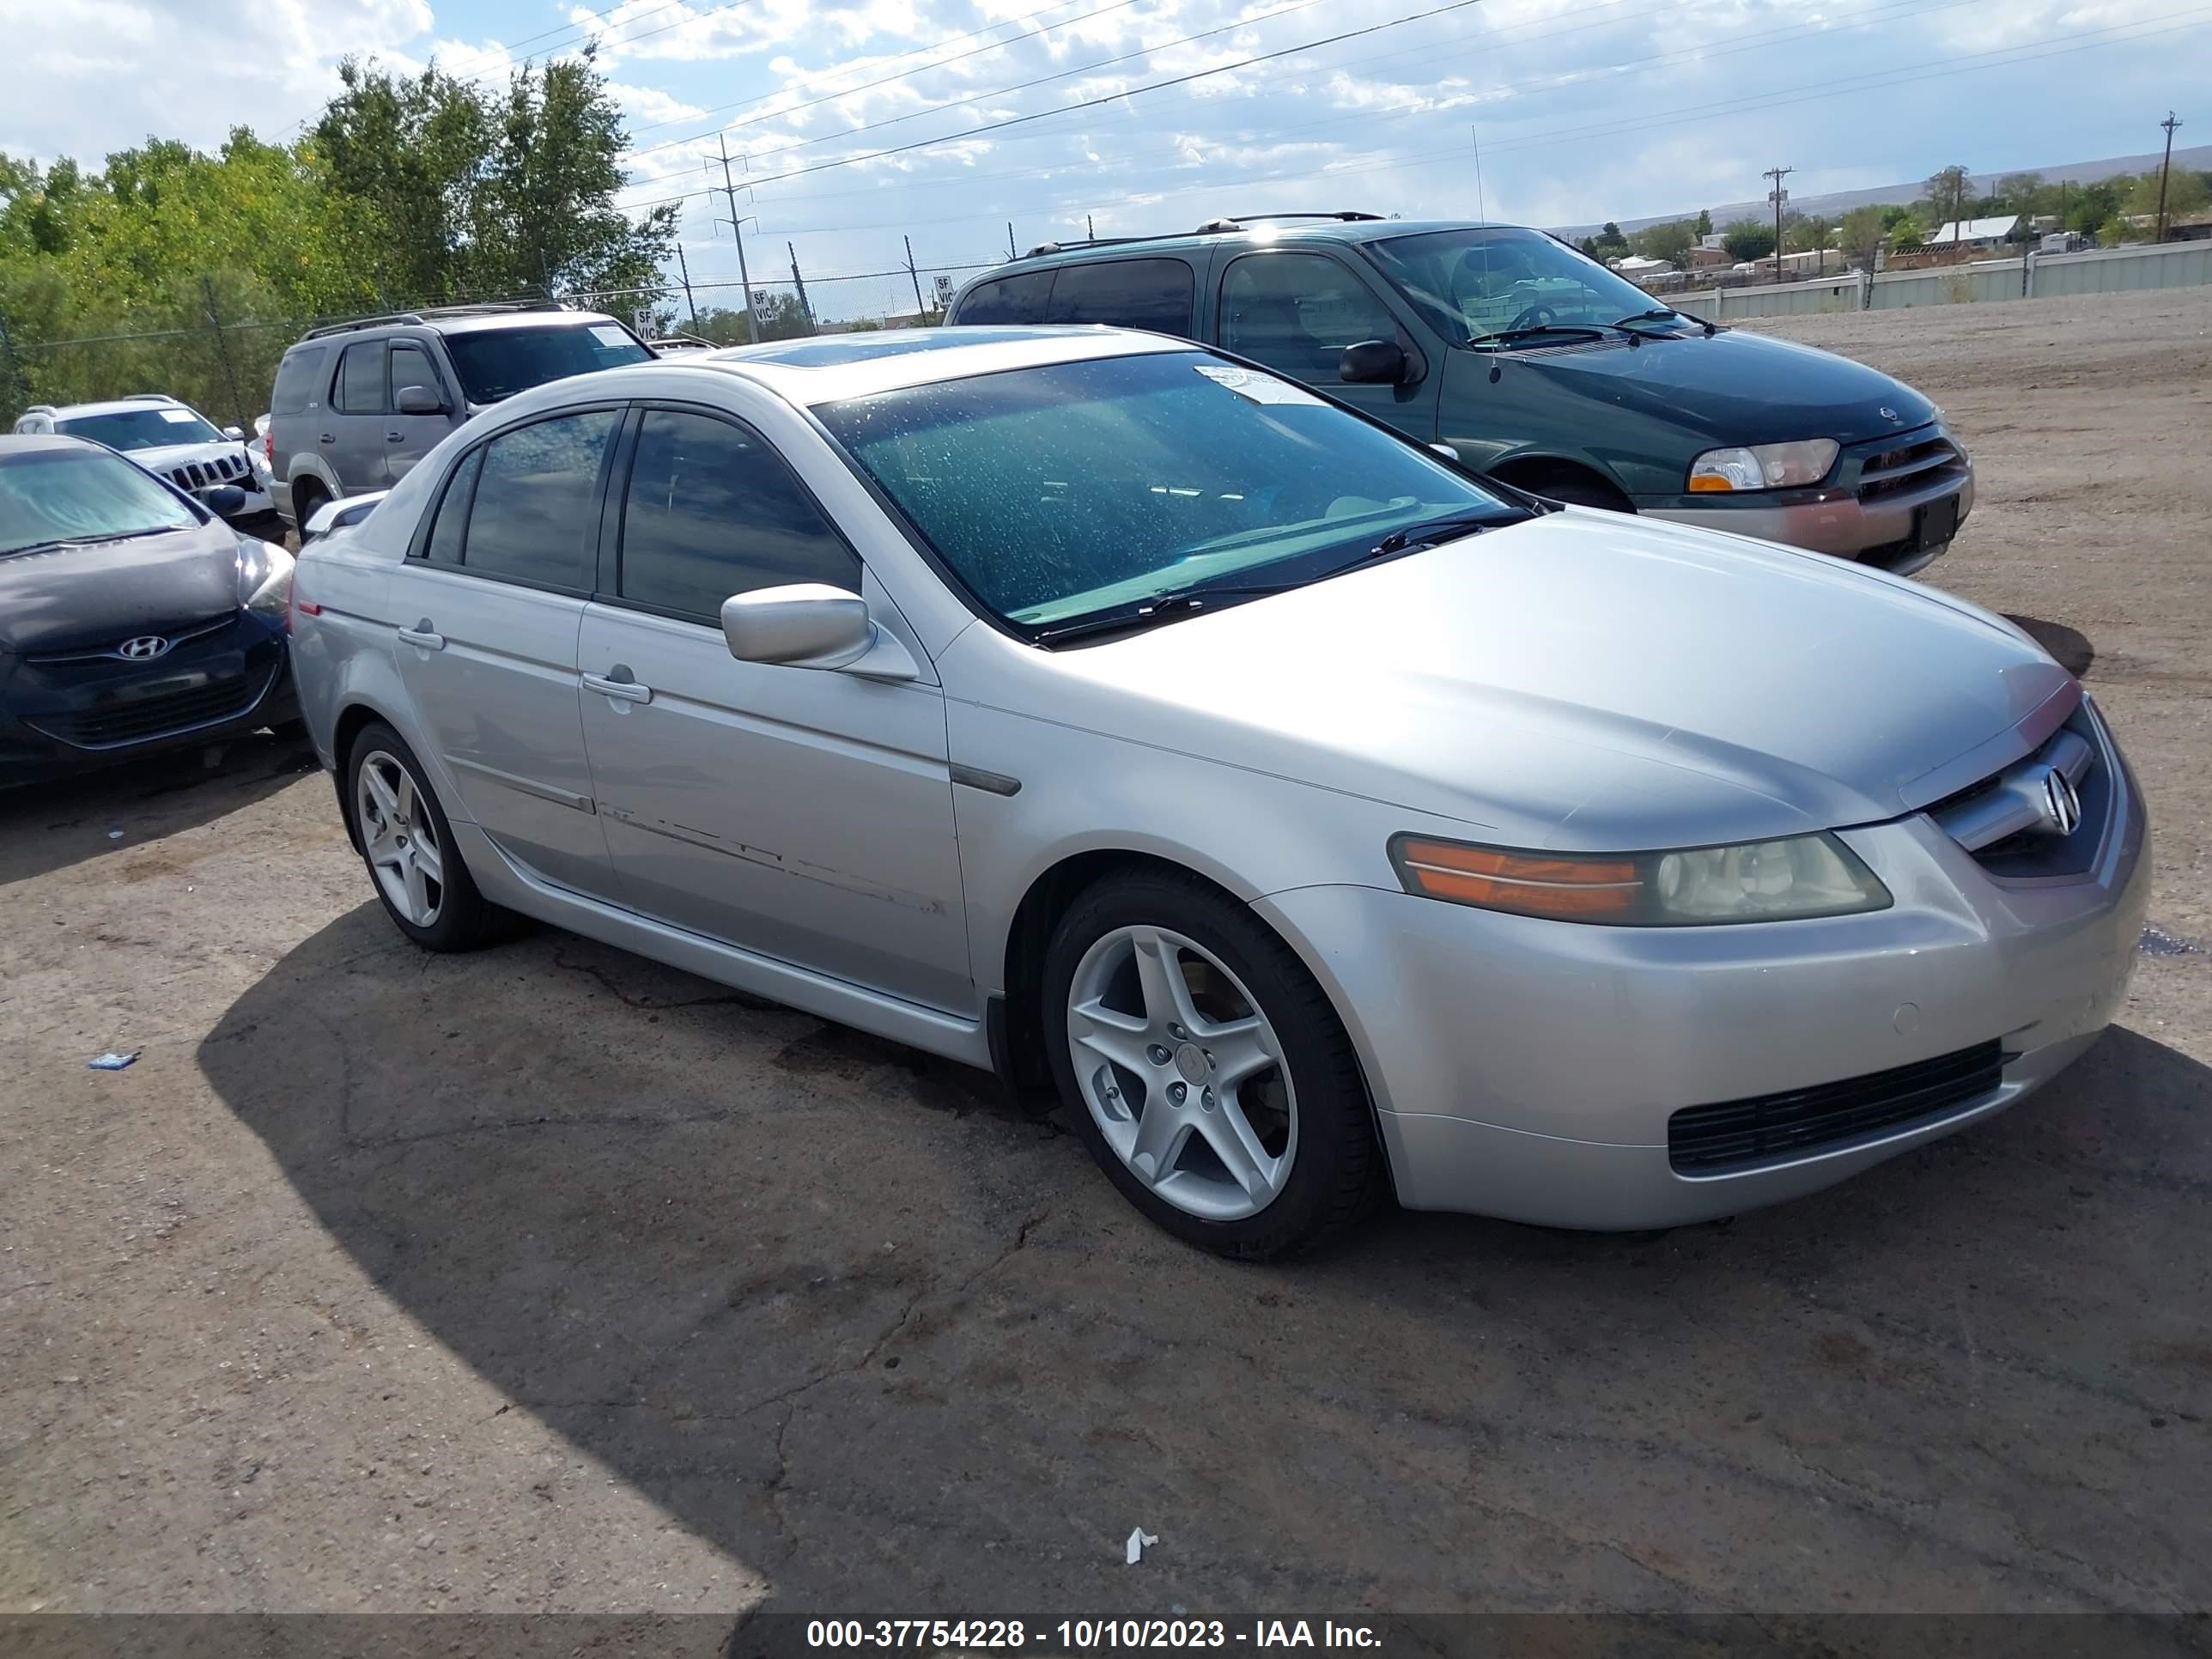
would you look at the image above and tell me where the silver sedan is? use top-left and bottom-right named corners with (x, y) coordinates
top-left (287, 327), bottom-right (2148, 1258)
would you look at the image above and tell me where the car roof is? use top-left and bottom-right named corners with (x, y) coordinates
top-left (650, 325), bottom-right (1198, 404)
top-left (37, 397), bottom-right (209, 420)
top-left (286, 308), bottom-right (626, 349)
top-left (989, 216), bottom-right (1520, 276)
top-left (0, 432), bottom-right (118, 459)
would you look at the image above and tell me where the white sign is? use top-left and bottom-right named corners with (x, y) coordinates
top-left (1192, 363), bottom-right (1322, 406)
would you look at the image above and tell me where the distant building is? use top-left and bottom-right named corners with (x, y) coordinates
top-left (1925, 214), bottom-right (2023, 250)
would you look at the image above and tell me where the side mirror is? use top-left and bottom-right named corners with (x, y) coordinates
top-left (1340, 339), bottom-right (1411, 386)
top-left (720, 584), bottom-right (919, 680)
top-left (396, 383), bottom-right (447, 416)
top-left (222, 424), bottom-right (246, 441)
top-left (203, 484), bottom-right (247, 518)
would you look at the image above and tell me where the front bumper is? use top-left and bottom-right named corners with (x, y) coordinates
top-left (0, 618), bottom-right (298, 788)
top-left (1255, 714), bottom-right (2148, 1230)
top-left (1639, 428), bottom-right (1974, 574)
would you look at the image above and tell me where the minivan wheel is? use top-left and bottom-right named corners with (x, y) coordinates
top-left (346, 721), bottom-right (512, 951)
top-left (1041, 870), bottom-right (1382, 1259)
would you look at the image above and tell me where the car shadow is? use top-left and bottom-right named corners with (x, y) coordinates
top-left (0, 732), bottom-right (319, 887)
top-left (196, 912), bottom-right (2212, 1613)
top-left (2006, 612), bottom-right (2095, 677)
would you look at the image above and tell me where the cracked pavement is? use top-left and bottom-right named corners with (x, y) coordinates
top-left (1, 289), bottom-right (2209, 1620)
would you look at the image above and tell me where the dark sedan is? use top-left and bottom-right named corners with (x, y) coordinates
top-left (0, 434), bottom-right (300, 787)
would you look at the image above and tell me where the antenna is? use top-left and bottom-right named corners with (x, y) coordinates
top-left (1470, 123), bottom-right (1486, 222)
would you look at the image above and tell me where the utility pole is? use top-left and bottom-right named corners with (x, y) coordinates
top-left (202, 276), bottom-right (245, 433)
top-left (2155, 112), bottom-right (2184, 242)
top-left (715, 134), bottom-right (759, 346)
top-left (905, 234), bottom-right (927, 324)
top-left (787, 243), bottom-right (815, 335)
top-left (1764, 165), bottom-right (1793, 282)
top-left (673, 242), bottom-right (699, 331)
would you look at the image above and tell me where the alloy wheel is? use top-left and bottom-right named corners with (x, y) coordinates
top-left (1064, 925), bottom-right (1297, 1221)
top-left (356, 749), bottom-right (445, 927)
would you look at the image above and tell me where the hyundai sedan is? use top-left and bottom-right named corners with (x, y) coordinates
top-left (287, 328), bottom-right (2146, 1257)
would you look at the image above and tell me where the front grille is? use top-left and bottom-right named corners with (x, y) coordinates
top-left (23, 613), bottom-right (235, 665)
top-left (1856, 433), bottom-right (1966, 501)
top-left (1929, 705), bottom-right (2111, 879)
top-left (1668, 1040), bottom-right (2006, 1174)
top-left (24, 667), bottom-right (266, 749)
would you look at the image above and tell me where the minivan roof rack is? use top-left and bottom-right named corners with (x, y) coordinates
top-left (1017, 210), bottom-right (1386, 260)
top-left (1215, 211), bottom-right (1385, 224)
top-left (1022, 234), bottom-right (1164, 258)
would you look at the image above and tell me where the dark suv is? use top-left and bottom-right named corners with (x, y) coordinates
top-left (946, 213), bottom-right (1973, 574)
top-left (267, 303), bottom-right (653, 532)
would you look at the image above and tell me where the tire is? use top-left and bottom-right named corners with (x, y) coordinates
top-left (1041, 868), bottom-right (1383, 1259)
top-left (344, 721), bottom-right (514, 951)
top-left (289, 479), bottom-right (327, 544)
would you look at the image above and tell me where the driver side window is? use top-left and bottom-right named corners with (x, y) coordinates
top-left (1218, 254), bottom-right (1399, 382)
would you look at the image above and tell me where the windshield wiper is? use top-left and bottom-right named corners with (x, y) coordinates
top-left (1618, 305), bottom-right (1718, 337)
top-left (1368, 512), bottom-right (1506, 556)
top-left (1033, 579), bottom-right (1316, 646)
top-left (1467, 322), bottom-right (1613, 347)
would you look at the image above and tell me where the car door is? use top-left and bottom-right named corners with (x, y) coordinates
top-left (575, 404), bottom-right (971, 1014)
top-left (327, 339), bottom-right (393, 492)
top-left (384, 340), bottom-right (454, 484)
top-left (387, 407), bottom-right (622, 899)
top-left (1214, 249), bottom-right (1443, 442)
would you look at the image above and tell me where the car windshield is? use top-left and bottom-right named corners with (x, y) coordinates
top-left (441, 323), bottom-right (653, 404)
top-left (0, 448), bottom-right (201, 556)
top-left (55, 406), bottom-right (225, 450)
top-left (817, 350), bottom-right (1523, 633)
top-left (1365, 228), bottom-right (1692, 347)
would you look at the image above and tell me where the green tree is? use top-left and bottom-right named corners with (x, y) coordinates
top-left (1720, 218), bottom-right (1774, 263)
top-left (1693, 207), bottom-right (1712, 238)
top-left (2098, 215), bottom-right (2136, 246)
top-left (1922, 164), bottom-right (1973, 232)
top-left (1630, 219), bottom-right (1694, 262)
top-left (1838, 204), bottom-right (1887, 269)
top-left (2129, 167), bottom-right (2209, 221)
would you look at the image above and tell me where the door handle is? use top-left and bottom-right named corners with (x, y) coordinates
top-left (397, 621), bottom-right (445, 651)
top-left (318, 434), bottom-right (336, 444)
top-left (387, 431), bottom-right (404, 442)
top-left (583, 667), bottom-right (653, 704)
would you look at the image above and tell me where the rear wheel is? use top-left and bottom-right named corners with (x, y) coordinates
top-left (289, 478), bottom-right (327, 544)
top-left (1042, 869), bottom-right (1382, 1259)
top-left (345, 721), bottom-right (513, 951)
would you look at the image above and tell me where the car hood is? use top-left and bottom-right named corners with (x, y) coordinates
top-left (974, 509), bottom-right (2069, 850)
top-left (1502, 326), bottom-right (1936, 449)
top-left (0, 519), bottom-right (240, 654)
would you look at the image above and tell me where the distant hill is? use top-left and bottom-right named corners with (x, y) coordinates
top-left (1551, 144), bottom-right (2212, 238)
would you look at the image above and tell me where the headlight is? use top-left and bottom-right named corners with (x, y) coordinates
top-left (236, 537), bottom-right (295, 617)
top-left (1687, 438), bottom-right (1839, 493)
top-left (1388, 830), bottom-right (1890, 926)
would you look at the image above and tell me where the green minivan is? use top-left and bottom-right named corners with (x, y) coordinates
top-left (945, 213), bottom-right (1972, 576)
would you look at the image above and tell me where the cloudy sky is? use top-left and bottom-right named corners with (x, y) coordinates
top-left (5, 0), bottom-right (2203, 319)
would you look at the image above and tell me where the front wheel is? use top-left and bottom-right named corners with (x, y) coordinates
top-left (346, 721), bottom-right (514, 951)
top-left (1041, 870), bottom-right (1382, 1258)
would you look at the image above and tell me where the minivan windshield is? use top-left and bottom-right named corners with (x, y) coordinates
top-left (817, 350), bottom-right (1525, 635)
top-left (0, 447), bottom-right (200, 556)
top-left (441, 323), bottom-right (653, 404)
top-left (56, 406), bottom-right (226, 450)
top-left (1367, 228), bottom-right (1693, 348)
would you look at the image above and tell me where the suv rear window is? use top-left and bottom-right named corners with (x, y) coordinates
top-left (951, 270), bottom-right (1054, 325)
top-left (1044, 258), bottom-right (1195, 336)
top-left (271, 346), bottom-right (329, 415)
top-left (441, 324), bottom-right (652, 404)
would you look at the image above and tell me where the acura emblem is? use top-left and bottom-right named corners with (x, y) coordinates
top-left (2037, 766), bottom-right (2083, 838)
top-left (1879, 405), bottom-right (1901, 422)
top-left (118, 635), bottom-right (172, 661)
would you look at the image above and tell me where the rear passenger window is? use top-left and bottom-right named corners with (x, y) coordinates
top-left (272, 346), bottom-right (329, 415)
top-left (951, 270), bottom-right (1054, 325)
top-left (335, 343), bottom-right (386, 414)
top-left (459, 410), bottom-right (617, 590)
top-left (617, 410), bottom-right (859, 619)
top-left (422, 449), bottom-right (483, 564)
top-left (1044, 259), bottom-right (1195, 336)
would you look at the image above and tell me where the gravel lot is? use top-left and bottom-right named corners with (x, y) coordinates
top-left (3, 287), bottom-right (2209, 1627)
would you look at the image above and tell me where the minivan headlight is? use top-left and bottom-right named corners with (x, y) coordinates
top-left (1687, 438), bottom-right (1839, 492)
top-left (237, 537), bottom-right (295, 617)
top-left (1388, 831), bottom-right (1890, 926)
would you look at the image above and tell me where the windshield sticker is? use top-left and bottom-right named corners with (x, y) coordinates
top-left (159, 408), bottom-right (198, 422)
top-left (589, 325), bottom-right (633, 349)
top-left (1192, 363), bottom-right (1322, 406)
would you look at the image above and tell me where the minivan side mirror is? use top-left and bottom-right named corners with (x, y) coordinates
top-left (720, 584), bottom-right (920, 680)
top-left (222, 424), bottom-right (246, 441)
top-left (395, 383), bottom-right (447, 416)
top-left (1340, 339), bottom-right (1412, 386)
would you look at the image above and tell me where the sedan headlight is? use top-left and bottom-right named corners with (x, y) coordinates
top-left (236, 536), bottom-right (295, 617)
top-left (1388, 831), bottom-right (1890, 926)
top-left (1687, 438), bottom-right (1839, 493)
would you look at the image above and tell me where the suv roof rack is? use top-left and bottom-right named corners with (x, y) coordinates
top-left (301, 299), bottom-right (569, 340)
top-left (1213, 211), bottom-right (1385, 225)
top-left (1022, 233), bottom-right (1164, 258)
top-left (118, 392), bottom-right (179, 403)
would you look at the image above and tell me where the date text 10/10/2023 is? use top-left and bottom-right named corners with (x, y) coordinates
top-left (803, 1620), bottom-right (1383, 1650)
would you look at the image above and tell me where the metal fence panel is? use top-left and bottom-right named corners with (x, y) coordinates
top-left (2033, 240), bottom-right (2212, 295)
